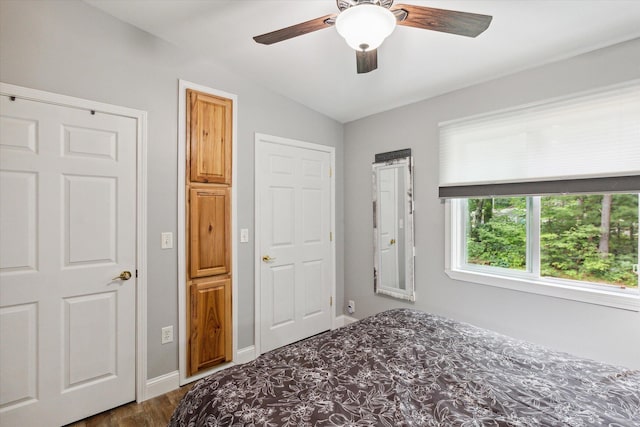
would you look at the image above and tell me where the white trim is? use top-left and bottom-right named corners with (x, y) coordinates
top-left (530, 197), bottom-right (541, 277)
top-left (0, 83), bottom-right (150, 402)
top-left (445, 269), bottom-right (640, 311)
top-left (254, 133), bottom-right (337, 356)
top-left (343, 315), bottom-right (358, 325)
top-left (445, 199), bottom-right (640, 312)
top-left (235, 346), bottom-right (257, 365)
top-left (333, 315), bottom-right (358, 328)
top-left (177, 80), bottom-right (239, 386)
top-left (332, 316), bottom-right (344, 329)
top-left (145, 371), bottom-right (180, 400)
top-left (136, 107), bottom-right (149, 403)
top-left (176, 346), bottom-right (257, 386)
top-left (181, 362), bottom-right (235, 385)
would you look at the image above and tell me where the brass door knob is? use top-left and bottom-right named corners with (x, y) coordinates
top-left (262, 255), bottom-right (276, 262)
top-left (113, 271), bottom-right (132, 281)
top-left (390, 239), bottom-right (396, 245)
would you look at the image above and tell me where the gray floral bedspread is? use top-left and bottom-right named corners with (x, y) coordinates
top-left (169, 309), bottom-right (640, 426)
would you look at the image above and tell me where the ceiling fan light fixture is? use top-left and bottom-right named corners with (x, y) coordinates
top-left (335, 4), bottom-right (396, 51)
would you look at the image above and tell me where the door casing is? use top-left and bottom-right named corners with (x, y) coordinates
top-left (0, 82), bottom-right (149, 402)
top-left (254, 133), bottom-right (336, 355)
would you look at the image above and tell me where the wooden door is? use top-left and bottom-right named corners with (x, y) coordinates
top-left (189, 277), bottom-right (232, 375)
top-left (257, 140), bottom-right (332, 353)
top-left (189, 186), bottom-right (231, 278)
top-left (0, 93), bottom-right (136, 426)
top-left (185, 88), bottom-right (233, 376)
top-left (187, 90), bottom-right (232, 184)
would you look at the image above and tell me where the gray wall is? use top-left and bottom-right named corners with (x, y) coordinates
top-left (2, 0), bottom-right (637, 380)
top-left (0, 0), bottom-right (344, 379)
top-left (344, 38), bottom-right (640, 370)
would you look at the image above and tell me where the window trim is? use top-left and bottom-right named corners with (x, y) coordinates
top-left (444, 199), bottom-right (640, 312)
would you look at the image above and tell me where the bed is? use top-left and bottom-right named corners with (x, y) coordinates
top-left (169, 308), bottom-right (640, 426)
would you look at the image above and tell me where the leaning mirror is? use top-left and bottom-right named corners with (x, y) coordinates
top-left (372, 149), bottom-right (415, 301)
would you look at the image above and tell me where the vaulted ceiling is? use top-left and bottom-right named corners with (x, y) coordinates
top-left (85, 0), bottom-right (640, 123)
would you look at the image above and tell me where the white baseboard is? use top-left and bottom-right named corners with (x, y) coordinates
top-left (333, 315), bottom-right (358, 328)
top-left (148, 345), bottom-right (294, 401)
top-left (177, 346), bottom-right (259, 388)
top-left (236, 345), bottom-right (257, 364)
top-left (343, 315), bottom-right (358, 325)
top-left (145, 370), bottom-right (180, 400)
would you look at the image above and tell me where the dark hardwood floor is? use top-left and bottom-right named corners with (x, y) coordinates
top-left (66, 384), bottom-right (193, 427)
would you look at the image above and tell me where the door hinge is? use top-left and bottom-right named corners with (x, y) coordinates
top-left (329, 167), bottom-right (332, 178)
top-left (330, 231), bottom-right (333, 241)
top-left (330, 296), bottom-right (333, 306)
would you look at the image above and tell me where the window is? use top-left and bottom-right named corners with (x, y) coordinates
top-left (439, 82), bottom-right (640, 310)
top-left (447, 194), bottom-right (639, 309)
top-left (466, 197), bottom-right (527, 271)
top-left (540, 194), bottom-right (638, 289)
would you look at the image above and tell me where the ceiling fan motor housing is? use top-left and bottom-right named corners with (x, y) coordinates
top-left (337, 0), bottom-right (394, 12)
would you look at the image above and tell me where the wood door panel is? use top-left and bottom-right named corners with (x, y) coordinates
top-left (189, 187), bottom-right (231, 278)
top-left (189, 277), bottom-right (232, 375)
top-left (187, 90), bottom-right (232, 184)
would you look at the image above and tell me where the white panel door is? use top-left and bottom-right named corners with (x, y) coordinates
top-left (258, 140), bottom-right (332, 353)
top-left (379, 167), bottom-right (399, 288)
top-left (0, 94), bottom-right (136, 426)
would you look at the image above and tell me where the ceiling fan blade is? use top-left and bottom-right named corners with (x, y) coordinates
top-left (253, 14), bottom-right (337, 45)
top-left (391, 4), bottom-right (492, 38)
top-left (356, 49), bottom-right (378, 74)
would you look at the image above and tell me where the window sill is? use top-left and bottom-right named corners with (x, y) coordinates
top-left (445, 268), bottom-right (640, 312)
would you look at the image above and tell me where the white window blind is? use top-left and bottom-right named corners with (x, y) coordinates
top-left (439, 81), bottom-right (640, 198)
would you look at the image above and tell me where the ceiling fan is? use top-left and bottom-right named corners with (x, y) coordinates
top-left (253, 0), bottom-right (492, 74)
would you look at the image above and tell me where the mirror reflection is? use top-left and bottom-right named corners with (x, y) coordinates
top-left (373, 150), bottom-right (415, 301)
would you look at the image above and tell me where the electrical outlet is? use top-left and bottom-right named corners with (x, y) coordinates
top-left (161, 326), bottom-right (173, 344)
top-left (161, 232), bottom-right (173, 249)
top-left (347, 300), bottom-right (355, 314)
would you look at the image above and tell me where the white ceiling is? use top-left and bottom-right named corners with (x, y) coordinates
top-left (84, 0), bottom-right (640, 123)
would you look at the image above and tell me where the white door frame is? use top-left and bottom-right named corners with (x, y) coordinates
top-left (0, 82), bottom-right (149, 402)
top-left (177, 80), bottom-right (239, 385)
top-left (254, 133), bottom-right (336, 355)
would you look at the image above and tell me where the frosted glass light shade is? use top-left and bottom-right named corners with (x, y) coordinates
top-left (335, 4), bottom-right (396, 51)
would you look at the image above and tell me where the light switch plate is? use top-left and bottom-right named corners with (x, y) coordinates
top-left (240, 228), bottom-right (249, 243)
top-left (161, 232), bottom-right (173, 249)
top-left (161, 326), bottom-right (173, 344)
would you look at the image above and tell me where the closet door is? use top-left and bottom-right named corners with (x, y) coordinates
top-left (185, 88), bottom-right (234, 376)
top-left (187, 90), bottom-right (232, 184)
top-left (189, 186), bottom-right (231, 278)
top-left (188, 277), bottom-right (232, 375)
